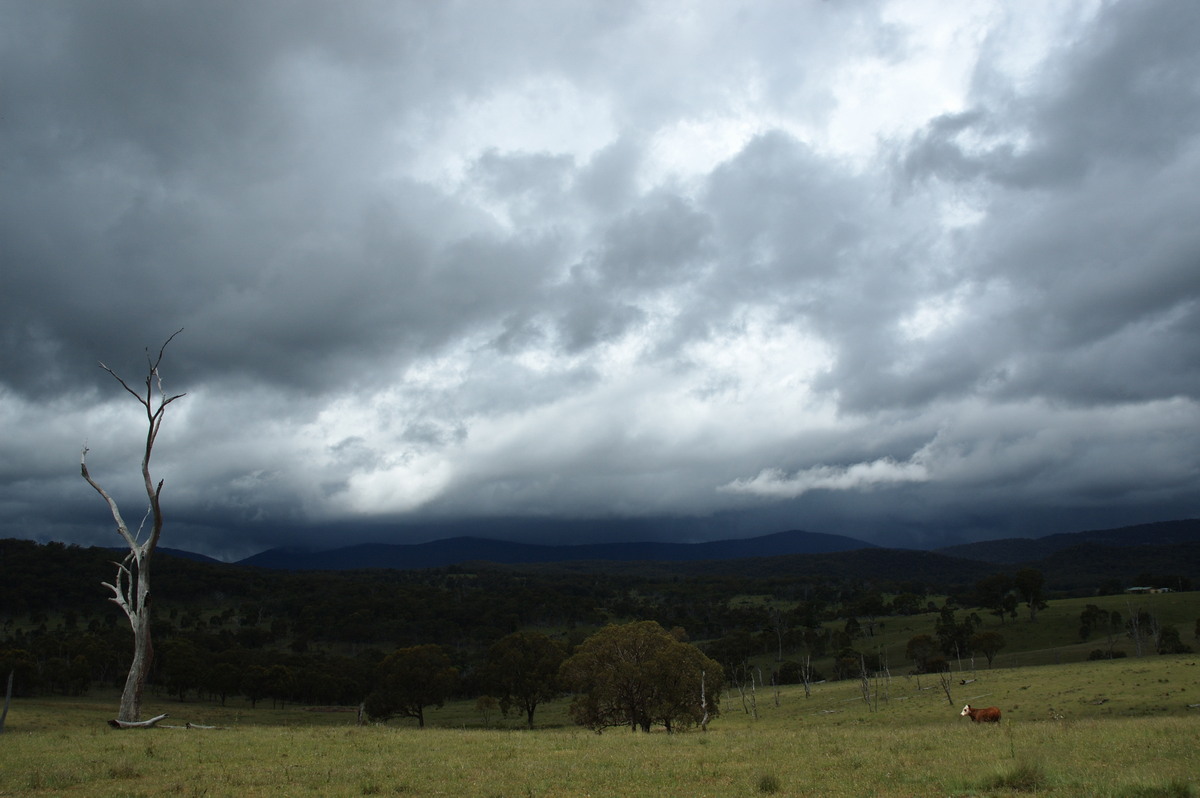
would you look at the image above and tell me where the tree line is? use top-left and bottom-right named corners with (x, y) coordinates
top-left (3, 538), bottom-right (1196, 731)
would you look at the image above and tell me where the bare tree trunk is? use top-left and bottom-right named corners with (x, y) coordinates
top-left (938, 670), bottom-right (954, 706)
top-left (769, 608), bottom-right (786, 662)
top-left (1, 670), bottom-right (12, 733)
top-left (81, 331), bottom-right (185, 724)
top-left (859, 655), bottom-right (872, 711)
top-left (1126, 602), bottom-right (1144, 657)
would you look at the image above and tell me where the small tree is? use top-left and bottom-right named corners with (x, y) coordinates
top-left (364, 644), bottom-right (459, 727)
top-left (1126, 608), bottom-right (1157, 657)
top-left (479, 630), bottom-right (566, 728)
top-left (1079, 604), bottom-right (1106, 641)
top-left (80, 331), bottom-right (185, 723)
top-left (475, 695), bottom-right (499, 726)
top-left (1014, 568), bottom-right (1048, 622)
top-left (970, 631), bottom-right (1006, 667)
top-left (905, 634), bottom-right (937, 673)
top-left (934, 605), bottom-right (979, 658)
top-left (1156, 625), bottom-right (1192, 655)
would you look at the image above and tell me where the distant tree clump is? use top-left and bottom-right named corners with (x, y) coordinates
top-left (560, 621), bottom-right (722, 733)
top-left (905, 634), bottom-right (937, 673)
top-left (1155, 625), bottom-right (1192, 655)
top-left (974, 573), bottom-right (1017, 625)
top-left (969, 631), bottom-right (1006, 667)
top-left (1079, 604), bottom-right (1124, 657)
top-left (1014, 569), bottom-right (1048, 622)
top-left (774, 660), bottom-right (823, 685)
top-left (934, 604), bottom-right (980, 659)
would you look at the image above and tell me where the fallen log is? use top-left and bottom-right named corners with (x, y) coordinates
top-left (107, 713), bottom-right (168, 729)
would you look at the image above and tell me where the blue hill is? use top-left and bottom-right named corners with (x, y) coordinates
top-left (237, 528), bottom-right (876, 571)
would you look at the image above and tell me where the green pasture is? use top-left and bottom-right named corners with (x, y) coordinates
top-left (799, 590), bottom-right (1200, 676)
top-left (3, 654), bottom-right (1198, 797)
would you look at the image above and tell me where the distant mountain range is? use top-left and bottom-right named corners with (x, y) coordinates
top-left (236, 529), bottom-right (875, 571)
top-left (933, 519), bottom-right (1200, 564)
top-left (231, 518), bottom-right (1200, 572)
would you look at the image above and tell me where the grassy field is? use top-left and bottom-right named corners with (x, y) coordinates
top-left (3, 654), bottom-right (1198, 797)
top-left (812, 590), bottom-right (1200, 676)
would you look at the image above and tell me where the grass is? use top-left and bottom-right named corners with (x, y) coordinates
top-left (3, 654), bottom-right (1199, 797)
top-left (821, 590), bottom-right (1200, 675)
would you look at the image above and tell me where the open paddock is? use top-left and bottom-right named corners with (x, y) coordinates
top-left (2, 656), bottom-right (1197, 797)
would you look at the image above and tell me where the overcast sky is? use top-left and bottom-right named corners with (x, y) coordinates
top-left (3, 0), bottom-right (1199, 560)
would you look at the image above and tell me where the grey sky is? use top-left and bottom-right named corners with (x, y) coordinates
top-left (2, 0), bottom-right (1197, 559)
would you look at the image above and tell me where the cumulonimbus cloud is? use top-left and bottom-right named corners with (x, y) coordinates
top-left (720, 455), bottom-right (930, 499)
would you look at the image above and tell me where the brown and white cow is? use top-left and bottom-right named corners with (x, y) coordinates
top-left (961, 704), bottom-right (1002, 722)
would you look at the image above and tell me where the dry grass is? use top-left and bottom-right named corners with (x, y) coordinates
top-left (4, 654), bottom-right (1200, 796)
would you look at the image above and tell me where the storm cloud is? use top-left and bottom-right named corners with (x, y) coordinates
top-left (2, 0), bottom-right (1198, 559)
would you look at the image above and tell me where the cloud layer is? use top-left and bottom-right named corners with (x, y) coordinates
top-left (3, 0), bottom-right (1198, 558)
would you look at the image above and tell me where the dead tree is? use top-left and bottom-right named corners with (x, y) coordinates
top-left (938, 669), bottom-right (955, 706)
top-left (859, 655), bottom-right (872, 710)
top-left (768, 608), bottom-right (787, 662)
top-left (80, 331), bottom-right (185, 724)
top-left (1, 670), bottom-right (12, 733)
top-left (799, 654), bottom-right (813, 699)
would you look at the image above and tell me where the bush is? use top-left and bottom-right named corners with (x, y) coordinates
top-left (774, 661), bottom-right (822, 685)
top-left (1156, 625), bottom-right (1193, 655)
top-left (982, 761), bottom-right (1049, 793)
top-left (756, 773), bottom-right (781, 794)
top-left (925, 656), bottom-right (951, 673)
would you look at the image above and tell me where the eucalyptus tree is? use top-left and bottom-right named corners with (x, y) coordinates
top-left (365, 644), bottom-right (459, 727)
top-left (560, 620), bottom-right (723, 733)
top-left (480, 630), bottom-right (566, 728)
top-left (80, 331), bottom-right (185, 723)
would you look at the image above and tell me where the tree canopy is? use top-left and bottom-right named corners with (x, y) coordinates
top-left (364, 644), bottom-right (458, 727)
top-left (480, 630), bottom-right (565, 728)
top-left (559, 620), bottom-right (722, 733)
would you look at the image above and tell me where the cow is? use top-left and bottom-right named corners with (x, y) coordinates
top-left (960, 704), bottom-right (1002, 723)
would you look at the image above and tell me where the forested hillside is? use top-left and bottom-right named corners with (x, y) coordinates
top-left (3, 535), bottom-right (1196, 715)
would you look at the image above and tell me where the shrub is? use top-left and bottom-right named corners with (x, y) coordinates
top-left (982, 761), bottom-right (1049, 793)
top-left (925, 656), bottom-right (951, 673)
top-left (756, 773), bottom-right (781, 794)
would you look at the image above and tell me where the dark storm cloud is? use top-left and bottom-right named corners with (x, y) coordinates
top-left (890, 0), bottom-right (1200, 411)
top-left (2, 0), bottom-right (1198, 558)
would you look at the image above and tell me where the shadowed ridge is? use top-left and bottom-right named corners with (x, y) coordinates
top-left (237, 528), bottom-right (876, 571)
